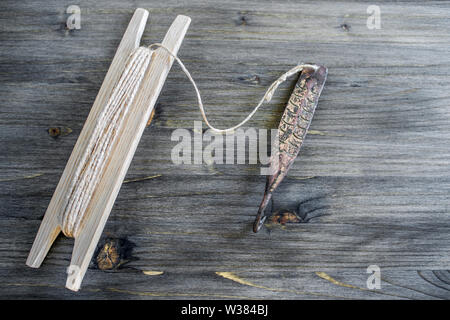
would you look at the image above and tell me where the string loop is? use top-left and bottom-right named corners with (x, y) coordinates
top-left (148, 43), bottom-right (317, 133)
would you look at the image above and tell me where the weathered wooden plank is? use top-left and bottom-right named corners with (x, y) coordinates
top-left (1, 267), bottom-right (449, 299)
top-left (0, 0), bottom-right (449, 298)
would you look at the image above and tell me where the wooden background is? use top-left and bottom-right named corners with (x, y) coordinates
top-left (0, 0), bottom-right (449, 299)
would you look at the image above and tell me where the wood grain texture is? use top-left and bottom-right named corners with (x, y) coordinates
top-left (0, 0), bottom-right (449, 299)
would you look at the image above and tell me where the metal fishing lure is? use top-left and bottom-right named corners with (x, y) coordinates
top-left (253, 64), bottom-right (328, 232)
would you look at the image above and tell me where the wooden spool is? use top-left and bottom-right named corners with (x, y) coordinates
top-left (26, 8), bottom-right (191, 291)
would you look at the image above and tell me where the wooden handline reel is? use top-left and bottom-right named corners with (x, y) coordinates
top-left (26, 8), bottom-right (191, 291)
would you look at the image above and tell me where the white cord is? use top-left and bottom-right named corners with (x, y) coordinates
top-left (148, 43), bottom-right (317, 133)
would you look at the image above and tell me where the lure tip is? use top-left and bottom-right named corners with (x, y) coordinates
top-left (253, 212), bottom-right (267, 233)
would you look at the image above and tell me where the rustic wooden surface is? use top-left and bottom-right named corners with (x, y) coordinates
top-left (0, 0), bottom-right (449, 299)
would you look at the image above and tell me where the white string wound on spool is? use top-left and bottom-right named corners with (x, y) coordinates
top-left (61, 47), bottom-right (152, 237)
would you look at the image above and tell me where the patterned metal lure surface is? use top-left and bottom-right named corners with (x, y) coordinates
top-left (253, 64), bottom-right (328, 232)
